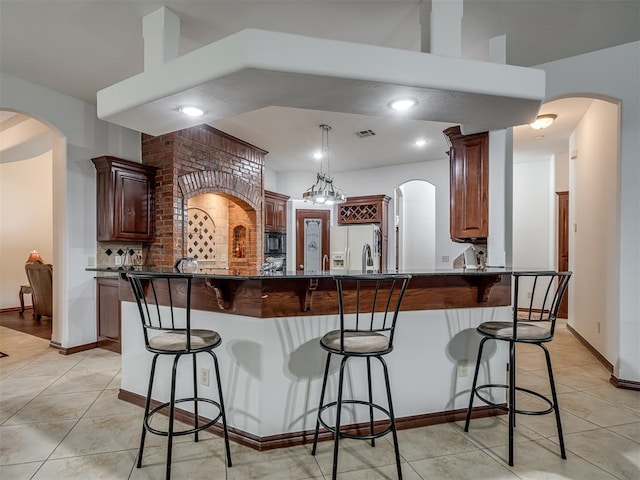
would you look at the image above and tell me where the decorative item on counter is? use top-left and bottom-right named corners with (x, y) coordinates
top-left (463, 246), bottom-right (478, 270)
top-left (174, 257), bottom-right (199, 273)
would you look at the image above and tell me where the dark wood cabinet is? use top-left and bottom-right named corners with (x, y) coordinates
top-left (264, 190), bottom-right (289, 232)
top-left (96, 277), bottom-right (120, 353)
top-left (338, 195), bottom-right (391, 271)
top-left (443, 126), bottom-right (489, 242)
top-left (92, 156), bottom-right (157, 242)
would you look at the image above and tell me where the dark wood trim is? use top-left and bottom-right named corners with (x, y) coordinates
top-left (609, 376), bottom-right (640, 391)
top-left (57, 342), bottom-right (99, 355)
top-left (565, 323), bottom-right (613, 372)
top-left (119, 388), bottom-right (504, 451)
top-left (0, 306), bottom-right (30, 314)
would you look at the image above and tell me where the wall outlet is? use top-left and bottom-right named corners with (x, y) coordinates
top-left (526, 291), bottom-right (532, 299)
top-left (457, 360), bottom-right (468, 377)
top-left (597, 322), bottom-right (601, 334)
top-left (114, 255), bottom-right (123, 266)
top-left (200, 367), bottom-right (210, 386)
top-left (87, 256), bottom-right (95, 267)
top-left (442, 255), bottom-right (450, 263)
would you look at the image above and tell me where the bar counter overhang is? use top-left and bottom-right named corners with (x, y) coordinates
top-left (102, 267), bottom-right (514, 450)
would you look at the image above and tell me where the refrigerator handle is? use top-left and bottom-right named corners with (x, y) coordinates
top-left (346, 247), bottom-right (350, 270)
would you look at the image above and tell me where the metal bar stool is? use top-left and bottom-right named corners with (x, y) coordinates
top-left (128, 273), bottom-right (232, 480)
top-left (311, 274), bottom-right (411, 480)
top-left (464, 271), bottom-right (572, 466)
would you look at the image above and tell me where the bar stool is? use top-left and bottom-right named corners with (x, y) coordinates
top-left (464, 271), bottom-right (572, 466)
top-left (311, 274), bottom-right (411, 480)
top-left (127, 273), bottom-right (232, 480)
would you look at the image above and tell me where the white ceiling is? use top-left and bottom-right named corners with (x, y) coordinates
top-left (1, 1), bottom-right (638, 171)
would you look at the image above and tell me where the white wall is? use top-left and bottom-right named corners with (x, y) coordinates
top-left (569, 100), bottom-right (619, 365)
top-left (0, 151), bottom-right (53, 309)
top-left (538, 41), bottom-right (639, 382)
top-left (512, 158), bottom-right (553, 270)
top-left (512, 157), bottom-right (555, 308)
top-left (1, 72), bottom-right (140, 348)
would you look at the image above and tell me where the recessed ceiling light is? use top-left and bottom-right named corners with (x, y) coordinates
top-left (415, 138), bottom-right (427, 147)
top-left (389, 97), bottom-right (418, 111)
top-left (179, 106), bottom-right (205, 117)
top-left (313, 151), bottom-right (323, 160)
top-left (530, 114), bottom-right (557, 130)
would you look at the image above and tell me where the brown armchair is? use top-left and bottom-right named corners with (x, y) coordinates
top-left (25, 261), bottom-right (53, 320)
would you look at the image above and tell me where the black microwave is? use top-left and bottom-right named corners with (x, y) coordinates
top-left (265, 231), bottom-right (286, 255)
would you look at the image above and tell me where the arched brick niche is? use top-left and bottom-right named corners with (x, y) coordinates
top-left (142, 124), bottom-right (267, 268)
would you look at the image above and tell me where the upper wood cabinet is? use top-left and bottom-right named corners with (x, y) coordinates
top-left (443, 126), bottom-right (489, 242)
top-left (338, 195), bottom-right (391, 271)
top-left (337, 194), bottom-right (390, 225)
top-left (264, 190), bottom-right (290, 232)
top-left (92, 156), bottom-right (157, 242)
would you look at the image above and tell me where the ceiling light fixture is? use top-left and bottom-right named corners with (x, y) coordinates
top-left (389, 97), bottom-right (418, 111)
top-left (178, 106), bottom-right (205, 117)
top-left (303, 124), bottom-right (346, 205)
top-left (415, 138), bottom-right (427, 147)
top-left (530, 113), bottom-right (557, 130)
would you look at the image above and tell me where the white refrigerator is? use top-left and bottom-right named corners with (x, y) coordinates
top-left (330, 224), bottom-right (382, 272)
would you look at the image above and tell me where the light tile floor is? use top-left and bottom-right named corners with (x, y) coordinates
top-left (1, 322), bottom-right (639, 479)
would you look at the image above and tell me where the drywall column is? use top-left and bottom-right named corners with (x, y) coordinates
top-left (143, 6), bottom-right (180, 71)
top-left (429, 0), bottom-right (463, 57)
top-left (487, 35), bottom-right (511, 268)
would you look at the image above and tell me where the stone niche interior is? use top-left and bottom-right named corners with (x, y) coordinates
top-left (142, 124), bottom-right (267, 272)
top-left (187, 193), bottom-right (257, 270)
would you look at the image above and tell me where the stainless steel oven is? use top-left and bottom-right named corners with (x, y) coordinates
top-left (265, 231), bottom-right (286, 255)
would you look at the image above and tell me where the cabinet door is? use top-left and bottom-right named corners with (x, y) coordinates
top-left (92, 156), bottom-right (156, 242)
top-left (96, 278), bottom-right (120, 352)
top-left (274, 201), bottom-right (286, 230)
top-left (445, 128), bottom-right (488, 241)
top-left (264, 197), bottom-right (277, 231)
top-left (264, 190), bottom-right (289, 232)
top-left (114, 167), bottom-right (153, 240)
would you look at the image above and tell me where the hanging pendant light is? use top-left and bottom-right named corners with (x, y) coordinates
top-left (303, 124), bottom-right (346, 205)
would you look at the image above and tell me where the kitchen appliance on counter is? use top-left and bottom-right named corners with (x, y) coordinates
top-left (261, 256), bottom-right (286, 272)
top-left (265, 231), bottom-right (286, 256)
top-left (330, 224), bottom-right (382, 272)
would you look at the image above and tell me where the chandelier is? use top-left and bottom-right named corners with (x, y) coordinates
top-left (303, 124), bottom-right (346, 205)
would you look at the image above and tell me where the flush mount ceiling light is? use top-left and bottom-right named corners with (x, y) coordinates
top-left (303, 124), bottom-right (346, 205)
top-left (389, 97), bottom-right (418, 112)
top-left (415, 138), bottom-right (427, 147)
top-left (178, 106), bottom-right (205, 117)
top-left (530, 113), bottom-right (557, 130)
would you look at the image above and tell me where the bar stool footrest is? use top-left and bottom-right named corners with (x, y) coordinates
top-left (317, 399), bottom-right (394, 441)
top-left (144, 397), bottom-right (223, 437)
top-left (475, 383), bottom-right (554, 416)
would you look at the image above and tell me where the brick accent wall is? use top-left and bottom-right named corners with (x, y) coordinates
top-left (142, 124), bottom-right (266, 269)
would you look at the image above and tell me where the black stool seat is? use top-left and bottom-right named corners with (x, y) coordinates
top-left (311, 274), bottom-right (411, 480)
top-left (128, 273), bottom-right (232, 480)
top-left (464, 271), bottom-right (572, 467)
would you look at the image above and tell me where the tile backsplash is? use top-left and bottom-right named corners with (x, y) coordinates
top-left (97, 242), bottom-right (145, 267)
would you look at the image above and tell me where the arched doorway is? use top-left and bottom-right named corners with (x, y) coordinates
top-left (0, 110), bottom-right (60, 342)
top-left (512, 95), bottom-right (620, 360)
top-left (394, 180), bottom-right (436, 271)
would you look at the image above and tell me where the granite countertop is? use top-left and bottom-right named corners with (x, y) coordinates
top-left (86, 265), bottom-right (528, 280)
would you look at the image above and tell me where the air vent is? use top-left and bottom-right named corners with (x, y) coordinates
top-left (355, 129), bottom-right (376, 138)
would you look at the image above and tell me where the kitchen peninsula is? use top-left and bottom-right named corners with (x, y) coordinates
top-left (102, 266), bottom-right (513, 450)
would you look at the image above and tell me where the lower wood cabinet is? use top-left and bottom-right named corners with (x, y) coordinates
top-left (96, 277), bottom-right (121, 353)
